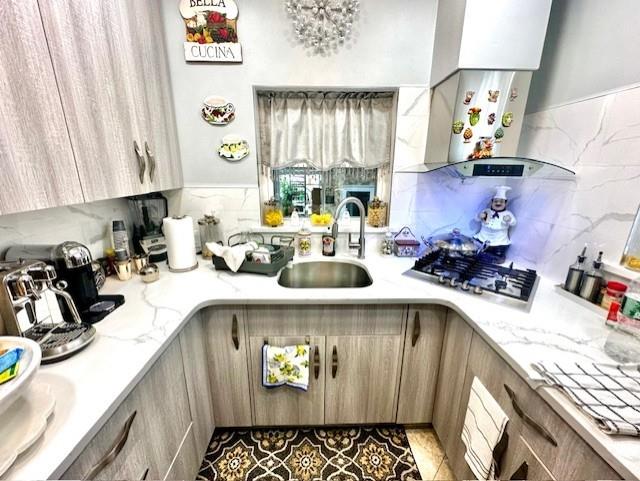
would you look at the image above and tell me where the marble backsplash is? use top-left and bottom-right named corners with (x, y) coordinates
top-left (518, 83), bottom-right (640, 281)
top-left (165, 186), bottom-right (261, 249)
top-left (0, 198), bottom-right (132, 259)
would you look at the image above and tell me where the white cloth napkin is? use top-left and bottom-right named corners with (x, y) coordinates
top-left (461, 377), bottom-right (509, 480)
top-left (207, 241), bottom-right (258, 272)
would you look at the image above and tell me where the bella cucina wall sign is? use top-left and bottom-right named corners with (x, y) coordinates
top-left (179, 0), bottom-right (242, 62)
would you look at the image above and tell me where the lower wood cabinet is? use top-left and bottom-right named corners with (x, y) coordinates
top-left (203, 306), bottom-right (253, 427)
top-left (179, 311), bottom-right (215, 462)
top-left (432, 309), bottom-right (474, 461)
top-left (325, 335), bottom-right (403, 424)
top-left (163, 423), bottom-right (200, 481)
top-left (435, 329), bottom-right (622, 481)
top-left (62, 337), bottom-right (192, 480)
top-left (249, 335), bottom-right (325, 426)
top-left (396, 305), bottom-right (446, 424)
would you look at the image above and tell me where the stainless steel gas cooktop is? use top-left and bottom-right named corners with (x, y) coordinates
top-left (404, 250), bottom-right (539, 309)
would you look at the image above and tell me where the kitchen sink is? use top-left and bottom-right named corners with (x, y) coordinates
top-left (278, 261), bottom-right (373, 288)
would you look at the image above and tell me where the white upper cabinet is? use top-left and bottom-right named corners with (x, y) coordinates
top-left (0, 0), bottom-right (84, 215)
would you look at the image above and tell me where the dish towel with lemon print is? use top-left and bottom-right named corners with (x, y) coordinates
top-left (262, 344), bottom-right (310, 391)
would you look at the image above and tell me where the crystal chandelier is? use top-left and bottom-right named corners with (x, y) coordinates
top-left (285, 0), bottom-right (360, 55)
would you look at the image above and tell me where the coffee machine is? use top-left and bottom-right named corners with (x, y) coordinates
top-left (4, 242), bottom-right (124, 324)
top-left (129, 193), bottom-right (168, 263)
top-left (0, 260), bottom-right (96, 363)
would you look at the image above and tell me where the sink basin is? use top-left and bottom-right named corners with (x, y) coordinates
top-left (278, 261), bottom-right (373, 288)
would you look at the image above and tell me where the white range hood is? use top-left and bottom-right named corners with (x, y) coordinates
top-left (400, 0), bottom-right (563, 177)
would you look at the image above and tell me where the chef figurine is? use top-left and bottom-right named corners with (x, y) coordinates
top-left (474, 185), bottom-right (516, 263)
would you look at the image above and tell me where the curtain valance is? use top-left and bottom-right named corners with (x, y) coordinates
top-left (257, 91), bottom-right (394, 171)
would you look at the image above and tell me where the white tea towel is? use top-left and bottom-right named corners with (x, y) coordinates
top-left (532, 361), bottom-right (640, 436)
top-left (207, 241), bottom-right (258, 272)
top-left (461, 377), bottom-right (509, 480)
top-left (262, 344), bottom-right (310, 391)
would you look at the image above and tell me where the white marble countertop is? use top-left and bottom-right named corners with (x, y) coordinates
top-left (5, 252), bottom-right (640, 480)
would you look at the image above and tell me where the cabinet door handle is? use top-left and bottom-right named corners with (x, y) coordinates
top-left (411, 311), bottom-right (421, 347)
top-left (231, 314), bottom-right (240, 350)
top-left (144, 141), bottom-right (156, 183)
top-left (331, 346), bottom-right (338, 378)
top-left (133, 141), bottom-right (146, 184)
top-left (139, 468), bottom-right (149, 480)
top-left (82, 411), bottom-right (137, 480)
top-left (313, 345), bottom-right (320, 380)
top-left (504, 384), bottom-right (558, 447)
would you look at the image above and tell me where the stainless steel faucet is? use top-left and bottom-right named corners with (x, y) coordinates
top-left (332, 197), bottom-right (366, 259)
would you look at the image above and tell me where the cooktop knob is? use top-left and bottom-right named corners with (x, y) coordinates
top-left (438, 274), bottom-right (447, 284)
top-left (449, 278), bottom-right (459, 288)
top-left (473, 286), bottom-right (484, 295)
top-left (461, 280), bottom-right (470, 291)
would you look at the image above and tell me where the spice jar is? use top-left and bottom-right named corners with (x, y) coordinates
top-left (296, 224), bottom-right (312, 257)
top-left (263, 198), bottom-right (284, 227)
top-left (198, 214), bottom-right (221, 259)
top-left (381, 231), bottom-right (394, 255)
top-left (367, 197), bottom-right (387, 227)
top-left (601, 281), bottom-right (628, 310)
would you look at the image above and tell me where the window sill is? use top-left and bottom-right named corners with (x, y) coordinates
top-left (250, 218), bottom-right (389, 235)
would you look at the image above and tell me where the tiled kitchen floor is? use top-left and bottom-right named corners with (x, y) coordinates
top-left (406, 428), bottom-right (455, 480)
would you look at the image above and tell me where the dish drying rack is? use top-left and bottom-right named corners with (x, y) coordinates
top-left (212, 233), bottom-right (295, 276)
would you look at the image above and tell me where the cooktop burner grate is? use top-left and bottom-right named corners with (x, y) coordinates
top-left (409, 250), bottom-right (538, 303)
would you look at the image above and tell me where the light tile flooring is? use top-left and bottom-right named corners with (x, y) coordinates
top-left (406, 428), bottom-right (455, 480)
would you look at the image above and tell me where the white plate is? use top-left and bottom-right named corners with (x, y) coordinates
top-left (0, 337), bottom-right (42, 417)
top-left (0, 383), bottom-right (55, 476)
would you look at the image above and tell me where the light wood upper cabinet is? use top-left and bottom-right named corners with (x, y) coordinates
top-left (38, 0), bottom-right (150, 202)
top-left (126, 0), bottom-right (183, 191)
top-left (0, 0), bottom-right (84, 215)
top-left (396, 305), bottom-right (446, 424)
top-left (325, 335), bottom-right (403, 424)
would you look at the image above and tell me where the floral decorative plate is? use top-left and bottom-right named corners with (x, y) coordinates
top-left (218, 135), bottom-right (249, 161)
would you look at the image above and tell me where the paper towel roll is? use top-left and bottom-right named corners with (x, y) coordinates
top-left (163, 216), bottom-right (198, 272)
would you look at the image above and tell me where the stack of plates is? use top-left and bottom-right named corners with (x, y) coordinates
top-left (0, 337), bottom-right (55, 476)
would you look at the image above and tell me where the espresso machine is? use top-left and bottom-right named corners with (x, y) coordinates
top-left (5, 242), bottom-right (124, 324)
top-left (128, 193), bottom-right (168, 262)
top-left (0, 260), bottom-right (96, 363)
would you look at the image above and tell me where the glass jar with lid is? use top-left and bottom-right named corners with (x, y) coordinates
top-left (296, 223), bottom-right (312, 257)
top-left (263, 198), bottom-right (284, 227)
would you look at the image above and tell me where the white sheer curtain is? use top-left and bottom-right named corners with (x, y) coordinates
top-left (257, 91), bottom-right (395, 172)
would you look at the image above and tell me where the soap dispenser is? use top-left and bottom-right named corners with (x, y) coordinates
top-left (322, 225), bottom-right (336, 256)
top-left (579, 251), bottom-right (604, 302)
top-left (564, 245), bottom-right (587, 294)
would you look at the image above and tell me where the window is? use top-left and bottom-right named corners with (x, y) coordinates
top-left (255, 89), bottom-right (396, 222)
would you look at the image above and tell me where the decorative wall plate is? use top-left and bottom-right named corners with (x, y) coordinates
top-left (463, 90), bottom-right (475, 105)
top-left (488, 90), bottom-right (500, 102)
top-left (218, 134), bottom-right (249, 161)
top-left (202, 96), bottom-right (235, 125)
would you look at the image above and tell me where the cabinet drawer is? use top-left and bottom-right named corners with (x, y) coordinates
top-left (163, 423), bottom-right (199, 481)
top-left (247, 305), bottom-right (405, 336)
top-left (249, 336), bottom-right (325, 426)
top-left (501, 432), bottom-right (555, 480)
top-left (62, 338), bottom-right (192, 480)
top-left (515, 387), bottom-right (621, 480)
top-left (62, 397), bottom-right (148, 480)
